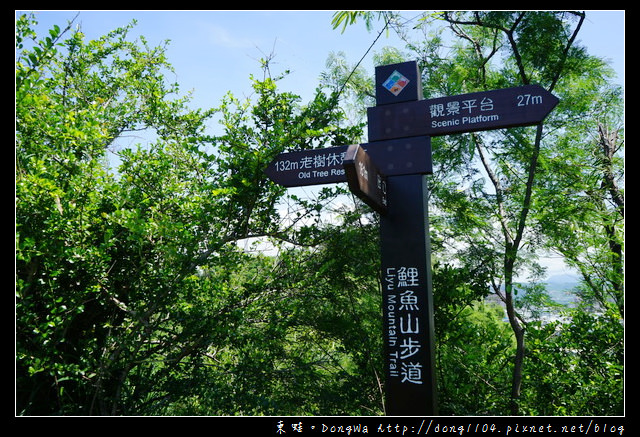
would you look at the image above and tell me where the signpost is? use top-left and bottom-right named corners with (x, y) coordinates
top-left (379, 173), bottom-right (437, 415)
top-left (265, 60), bottom-right (558, 416)
top-left (423, 85), bottom-right (559, 136)
top-left (264, 137), bottom-right (432, 188)
top-left (264, 145), bottom-right (349, 187)
top-left (370, 61), bottom-right (438, 416)
top-left (343, 144), bottom-right (387, 214)
top-left (367, 84), bottom-right (558, 141)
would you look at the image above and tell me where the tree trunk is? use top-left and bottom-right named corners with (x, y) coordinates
top-left (503, 258), bottom-right (525, 415)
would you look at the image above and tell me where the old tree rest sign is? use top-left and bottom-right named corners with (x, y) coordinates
top-left (265, 61), bottom-right (558, 415)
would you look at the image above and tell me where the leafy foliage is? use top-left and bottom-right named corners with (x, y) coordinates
top-left (16, 11), bottom-right (623, 416)
top-left (16, 14), bottom-right (371, 415)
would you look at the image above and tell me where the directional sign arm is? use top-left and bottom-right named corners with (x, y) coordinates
top-left (424, 84), bottom-right (559, 136)
top-left (343, 144), bottom-right (388, 214)
top-left (367, 84), bottom-right (559, 140)
top-left (264, 146), bottom-right (349, 187)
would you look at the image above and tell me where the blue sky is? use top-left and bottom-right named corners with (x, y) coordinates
top-left (21, 10), bottom-right (624, 111)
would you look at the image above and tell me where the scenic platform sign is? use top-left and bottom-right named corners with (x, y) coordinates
top-left (424, 85), bottom-right (559, 136)
top-left (265, 60), bottom-right (558, 416)
top-left (367, 84), bottom-right (559, 141)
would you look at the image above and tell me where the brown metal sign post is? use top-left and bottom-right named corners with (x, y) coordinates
top-left (265, 60), bottom-right (558, 417)
top-left (370, 61), bottom-right (438, 416)
top-left (365, 63), bottom-right (558, 415)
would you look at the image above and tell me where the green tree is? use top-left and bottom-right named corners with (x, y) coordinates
top-left (16, 10), bottom-right (624, 416)
top-left (431, 263), bottom-right (512, 415)
top-left (524, 306), bottom-right (623, 415)
top-left (16, 14), bottom-right (363, 415)
top-left (425, 11), bottom-right (588, 414)
top-left (522, 67), bottom-right (624, 416)
top-left (536, 81), bottom-right (624, 317)
top-left (330, 10), bottom-right (623, 415)
top-left (16, 14), bottom-right (206, 414)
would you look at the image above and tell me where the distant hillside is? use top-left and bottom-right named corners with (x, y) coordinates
top-left (546, 273), bottom-right (580, 289)
top-left (544, 274), bottom-right (580, 306)
top-left (484, 274), bottom-right (581, 320)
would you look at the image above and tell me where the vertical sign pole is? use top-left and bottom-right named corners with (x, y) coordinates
top-left (380, 174), bottom-right (438, 415)
top-left (370, 61), bottom-right (438, 415)
top-left (267, 60), bottom-right (557, 417)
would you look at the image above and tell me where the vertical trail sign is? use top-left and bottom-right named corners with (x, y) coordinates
top-left (380, 174), bottom-right (436, 415)
top-left (265, 60), bottom-right (558, 417)
top-left (371, 61), bottom-right (438, 416)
